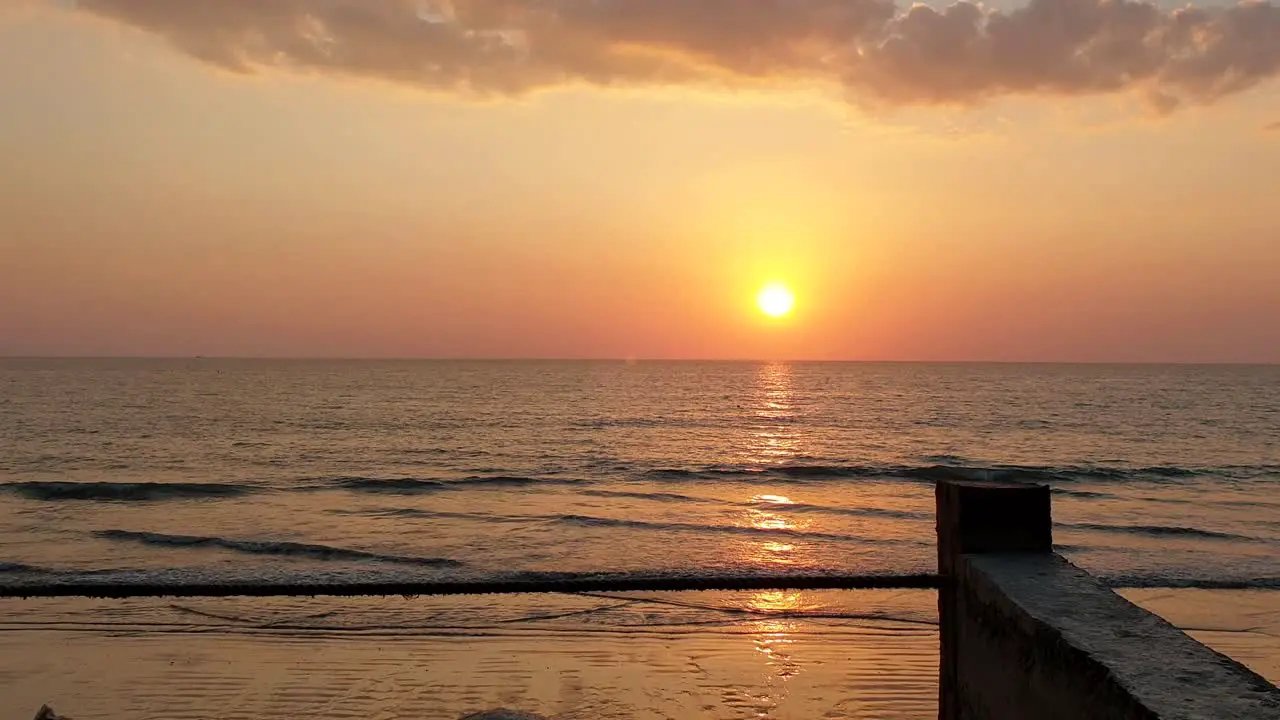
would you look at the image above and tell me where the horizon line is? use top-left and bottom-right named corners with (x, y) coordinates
top-left (2, 356), bottom-right (1278, 367)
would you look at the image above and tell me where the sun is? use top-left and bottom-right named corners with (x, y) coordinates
top-left (757, 284), bottom-right (796, 318)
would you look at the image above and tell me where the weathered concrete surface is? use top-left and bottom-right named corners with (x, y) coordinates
top-left (957, 553), bottom-right (1280, 719)
top-left (938, 480), bottom-right (1280, 720)
top-left (937, 481), bottom-right (1053, 719)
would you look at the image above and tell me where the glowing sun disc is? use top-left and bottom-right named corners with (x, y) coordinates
top-left (757, 284), bottom-right (796, 318)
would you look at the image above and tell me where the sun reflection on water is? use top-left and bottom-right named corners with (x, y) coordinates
top-left (752, 514), bottom-right (791, 531)
top-left (753, 494), bottom-right (794, 505)
top-left (735, 365), bottom-right (811, 576)
top-left (732, 363), bottom-right (824, 577)
top-left (750, 539), bottom-right (797, 566)
top-left (748, 589), bottom-right (804, 706)
top-left (748, 590), bottom-right (804, 614)
top-left (748, 363), bottom-right (802, 466)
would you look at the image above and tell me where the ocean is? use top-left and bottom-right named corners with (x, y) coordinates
top-left (2, 359), bottom-right (1278, 591)
top-left (2, 359), bottom-right (1279, 718)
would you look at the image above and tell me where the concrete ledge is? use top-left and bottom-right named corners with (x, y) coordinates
top-left (959, 552), bottom-right (1280, 719)
top-left (938, 480), bottom-right (1280, 720)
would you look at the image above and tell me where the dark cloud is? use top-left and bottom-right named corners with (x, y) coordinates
top-left (75, 0), bottom-right (1280, 107)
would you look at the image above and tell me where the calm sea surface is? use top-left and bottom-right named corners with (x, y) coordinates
top-left (2, 359), bottom-right (1277, 591)
top-left (3, 360), bottom-right (1279, 718)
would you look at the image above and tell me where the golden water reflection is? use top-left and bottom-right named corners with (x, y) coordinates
top-left (737, 365), bottom-right (810, 574)
top-left (751, 513), bottom-right (791, 532)
top-left (747, 363), bottom-right (802, 466)
top-left (743, 505), bottom-right (802, 567)
top-left (749, 589), bottom-right (804, 711)
top-left (748, 590), bottom-right (804, 614)
top-left (753, 494), bottom-right (794, 505)
top-left (747, 539), bottom-right (796, 566)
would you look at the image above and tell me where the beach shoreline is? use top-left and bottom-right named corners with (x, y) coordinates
top-left (2, 588), bottom-right (1275, 719)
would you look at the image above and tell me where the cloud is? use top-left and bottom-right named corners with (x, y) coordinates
top-left (74, 0), bottom-right (1280, 108)
top-left (1266, 120), bottom-right (1280, 131)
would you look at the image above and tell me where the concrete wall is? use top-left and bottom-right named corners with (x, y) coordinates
top-left (937, 481), bottom-right (1280, 720)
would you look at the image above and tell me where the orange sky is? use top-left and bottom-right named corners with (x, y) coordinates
top-left (2, 0), bottom-right (1280, 361)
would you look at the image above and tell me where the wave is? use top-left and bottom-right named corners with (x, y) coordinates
top-left (93, 530), bottom-right (464, 567)
top-left (777, 503), bottom-right (928, 521)
top-left (1103, 575), bottom-right (1280, 590)
top-left (330, 475), bottom-right (580, 494)
top-left (344, 506), bottom-right (917, 542)
top-left (641, 466), bottom-right (875, 481)
top-left (549, 514), bottom-right (910, 544)
top-left (3, 563), bottom-right (1277, 595)
top-left (1063, 523), bottom-right (1256, 542)
top-left (578, 489), bottom-right (927, 520)
top-left (488, 567), bottom-right (930, 585)
top-left (899, 465), bottom-right (1196, 485)
top-left (640, 462), bottom-right (1280, 485)
top-left (774, 465), bottom-right (881, 479)
top-left (530, 486), bottom-right (932, 525)
top-left (570, 417), bottom-right (706, 429)
top-left (580, 489), bottom-right (709, 504)
top-left (1051, 488), bottom-right (1117, 499)
top-left (339, 508), bottom-right (532, 525)
top-left (11, 462), bottom-right (1270, 508)
top-left (3, 481), bottom-right (258, 502)
top-left (643, 468), bottom-right (721, 480)
top-left (330, 477), bottom-right (449, 493)
top-left (0, 567), bottom-right (941, 601)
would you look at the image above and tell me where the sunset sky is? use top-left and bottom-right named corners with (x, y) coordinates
top-left (2, 0), bottom-right (1279, 362)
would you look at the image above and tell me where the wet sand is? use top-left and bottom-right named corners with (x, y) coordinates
top-left (1122, 589), bottom-right (1280, 684)
top-left (0, 590), bottom-right (939, 720)
top-left (1, 589), bottom-right (1274, 720)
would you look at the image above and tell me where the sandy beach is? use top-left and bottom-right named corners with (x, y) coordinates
top-left (2, 589), bottom-right (1274, 720)
top-left (1, 590), bottom-right (938, 720)
top-left (1121, 589), bottom-right (1280, 685)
